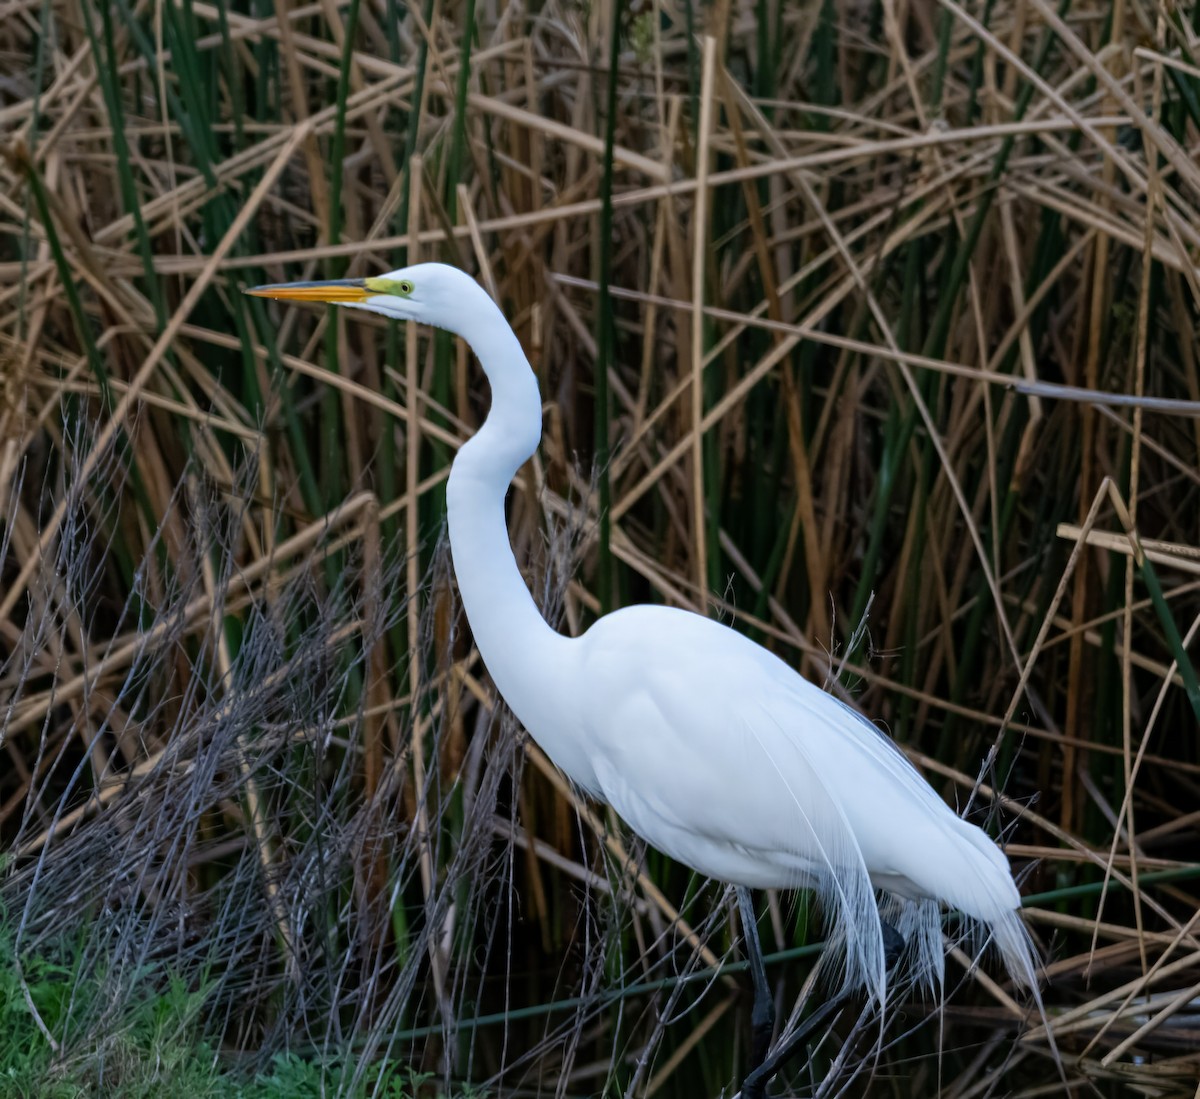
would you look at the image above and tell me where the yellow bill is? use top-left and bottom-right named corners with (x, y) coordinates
top-left (244, 279), bottom-right (371, 303)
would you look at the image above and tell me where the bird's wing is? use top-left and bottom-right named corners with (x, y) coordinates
top-left (580, 607), bottom-right (906, 859)
top-left (576, 605), bottom-right (894, 999)
top-left (579, 605), bottom-right (1014, 895)
top-left (574, 604), bottom-right (1027, 999)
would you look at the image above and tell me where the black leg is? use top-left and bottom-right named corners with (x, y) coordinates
top-left (739, 914), bottom-right (902, 1098)
top-left (741, 996), bottom-right (844, 1099)
top-left (736, 887), bottom-right (774, 1076)
top-left (880, 919), bottom-right (906, 970)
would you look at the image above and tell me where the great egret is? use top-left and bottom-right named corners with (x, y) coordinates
top-left (247, 263), bottom-right (1039, 1092)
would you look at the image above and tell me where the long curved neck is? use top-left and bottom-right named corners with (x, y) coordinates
top-left (445, 306), bottom-right (566, 717)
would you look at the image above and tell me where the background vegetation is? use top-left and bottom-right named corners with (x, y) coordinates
top-left (2, 0), bottom-right (1199, 1094)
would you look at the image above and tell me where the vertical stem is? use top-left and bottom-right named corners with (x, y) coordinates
top-left (1123, 41), bottom-right (1158, 978)
top-left (594, 0), bottom-right (625, 613)
top-left (690, 36), bottom-right (717, 604)
top-left (405, 157), bottom-right (444, 1006)
top-left (321, 0), bottom-right (362, 507)
top-left (435, 0), bottom-right (477, 474)
top-left (446, 0), bottom-right (476, 215)
top-left (1066, 0), bottom-right (1124, 833)
top-left (194, 479), bottom-right (296, 982)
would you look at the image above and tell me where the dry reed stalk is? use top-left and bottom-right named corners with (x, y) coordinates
top-left (2, 1), bottom-right (1199, 1093)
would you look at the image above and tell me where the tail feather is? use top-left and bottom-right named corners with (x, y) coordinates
top-left (879, 893), bottom-right (945, 997)
top-left (986, 904), bottom-right (1041, 990)
top-left (878, 827), bottom-right (1041, 1002)
top-left (936, 817), bottom-right (1042, 992)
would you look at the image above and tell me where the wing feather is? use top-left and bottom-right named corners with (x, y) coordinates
top-left (573, 604), bottom-right (1036, 1001)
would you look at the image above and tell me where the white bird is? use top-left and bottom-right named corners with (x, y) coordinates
top-left (247, 263), bottom-right (1039, 1090)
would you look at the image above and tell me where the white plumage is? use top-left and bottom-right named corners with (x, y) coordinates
top-left (247, 262), bottom-right (1039, 1013)
top-left (562, 605), bottom-right (1034, 1002)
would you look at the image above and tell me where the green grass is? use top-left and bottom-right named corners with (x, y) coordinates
top-left (0, 921), bottom-right (479, 1098)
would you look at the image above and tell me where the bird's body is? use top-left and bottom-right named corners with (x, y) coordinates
top-left (474, 598), bottom-right (1029, 999)
top-left (503, 601), bottom-right (978, 896)
top-left (575, 604), bottom-right (1011, 903)
top-left (248, 262), bottom-right (1038, 1017)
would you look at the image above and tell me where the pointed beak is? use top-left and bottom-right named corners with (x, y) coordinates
top-left (244, 278), bottom-right (372, 304)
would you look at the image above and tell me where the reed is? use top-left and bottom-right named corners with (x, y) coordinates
top-left (2, 1), bottom-right (1198, 1094)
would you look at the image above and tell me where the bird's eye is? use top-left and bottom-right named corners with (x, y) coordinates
top-left (398, 280), bottom-right (413, 295)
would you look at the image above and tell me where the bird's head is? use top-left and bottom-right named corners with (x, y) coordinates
top-left (245, 261), bottom-right (485, 335)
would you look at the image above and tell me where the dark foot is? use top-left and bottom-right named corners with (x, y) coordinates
top-left (749, 985), bottom-right (774, 1076)
top-left (881, 919), bottom-right (906, 970)
top-left (740, 997), bottom-right (843, 1099)
top-left (736, 888), bottom-right (774, 1073)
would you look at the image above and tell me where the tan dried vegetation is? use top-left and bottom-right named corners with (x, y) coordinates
top-left (1, 0), bottom-right (1199, 1094)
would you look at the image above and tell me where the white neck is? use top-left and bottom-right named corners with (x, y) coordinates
top-left (444, 301), bottom-right (567, 723)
